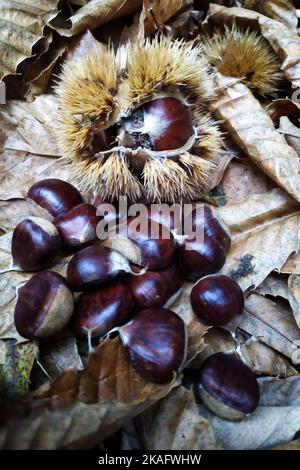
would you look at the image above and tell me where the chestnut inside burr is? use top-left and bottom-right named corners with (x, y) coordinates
top-left (119, 97), bottom-right (194, 152)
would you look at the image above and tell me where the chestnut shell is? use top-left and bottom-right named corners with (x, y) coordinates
top-left (177, 236), bottom-right (226, 282)
top-left (195, 352), bottom-right (260, 417)
top-left (74, 283), bottom-right (133, 337)
top-left (14, 271), bottom-right (74, 339)
top-left (119, 308), bottom-right (187, 383)
top-left (27, 179), bottom-right (83, 219)
top-left (190, 275), bottom-right (244, 326)
top-left (66, 245), bottom-right (129, 291)
top-left (12, 217), bottom-right (61, 271)
top-left (54, 203), bottom-right (99, 249)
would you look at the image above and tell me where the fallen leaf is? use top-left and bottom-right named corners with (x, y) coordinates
top-left (0, 337), bottom-right (178, 449)
top-left (52, 0), bottom-right (143, 37)
top-left (259, 376), bottom-right (300, 406)
top-left (39, 337), bottom-right (84, 380)
top-left (0, 340), bottom-right (38, 399)
top-left (199, 405), bottom-right (300, 450)
top-left (278, 116), bottom-right (300, 157)
top-left (243, 0), bottom-right (298, 31)
top-left (139, 0), bottom-right (188, 38)
top-left (210, 74), bottom-right (300, 203)
top-left (272, 438), bottom-right (300, 450)
top-left (0, 1), bottom-right (60, 80)
top-left (240, 292), bottom-right (300, 363)
top-left (136, 387), bottom-right (220, 450)
top-left (217, 189), bottom-right (300, 291)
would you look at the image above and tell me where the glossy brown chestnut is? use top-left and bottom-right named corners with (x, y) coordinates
top-left (190, 275), bottom-right (244, 326)
top-left (74, 283), bottom-right (133, 337)
top-left (190, 204), bottom-right (231, 252)
top-left (121, 97), bottom-right (194, 151)
top-left (177, 236), bottom-right (226, 282)
top-left (66, 245), bottom-right (135, 291)
top-left (128, 265), bottom-right (184, 310)
top-left (119, 308), bottom-right (187, 383)
top-left (54, 203), bottom-right (99, 250)
top-left (14, 271), bottom-right (74, 339)
top-left (146, 203), bottom-right (183, 233)
top-left (105, 217), bottom-right (176, 270)
top-left (12, 217), bottom-right (61, 271)
top-left (27, 178), bottom-right (83, 220)
top-left (195, 352), bottom-right (260, 421)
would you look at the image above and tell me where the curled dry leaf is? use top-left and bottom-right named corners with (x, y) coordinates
top-left (210, 75), bottom-right (300, 203)
top-left (267, 98), bottom-right (300, 123)
top-left (138, 0), bottom-right (188, 38)
top-left (170, 283), bottom-right (209, 364)
top-left (259, 376), bottom-right (300, 406)
top-left (243, 0), bottom-right (298, 31)
top-left (206, 3), bottom-right (300, 87)
top-left (256, 272), bottom-right (300, 328)
top-left (136, 387), bottom-right (220, 450)
top-left (240, 292), bottom-right (300, 363)
top-left (0, 1), bottom-right (60, 80)
top-left (199, 404), bottom-right (300, 450)
top-left (0, 340), bottom-right (38, 399)
top-left (0, 337), bottom-right (178, 450)
top-left (52, 0), bottom-right (143, 37)
top-left (191, 327), bottom-right (297, 377)
top-left (278, 117), bottom-right (300, 157)
top-left (217, 189), bottom-right (300, 291)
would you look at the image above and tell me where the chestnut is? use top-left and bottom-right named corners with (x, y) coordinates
top-left (74, 283), bottom-right (133, 337)
top-left (190, 204), bottom-right (231, 252)
top-left (145, 203), bottom-right (182, 233)
top-left (54, 203), bottom-right (99, 250)
top-left (119, 308), bottom-right (187, 383)
top-left (190, 275), bottom-right (244, 326)
top-left (14, 271), bottom-right (74, 340)
top-left (177, 236), bottom-right (226, 282)
top-left (12, 217), bottom-right (61, 271)
top-left (66, 245), bottom-right (138, 291)
top-left (194, 352), bottom-right (260, 421)
top-left (121, 97), bottom-right (194, 151)
top-left (27, 178), bottom-right (83, 220)
top-left (127, 265), bottom-right (184, 310)
top-left (105, 217), bottom-right (176, 269)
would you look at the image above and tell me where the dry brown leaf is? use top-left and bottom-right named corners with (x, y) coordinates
top-left (216, 158), bottom-right (276, 205)
top-left (38, 337), bottom-right (84, 380)
top-left (282, 251), bottom-right (300, 275)
top-left (52, 0), bottom-right (142, 37)
top-left (1, 95), bottom-right (60, 156)
top-left (278, 116), bottom-right (300, 157)
top-left (210, 75), bottom-right (300, 203)
top-left (199, 404), bottom-right (300, 450)
top-left (259, 376), bottom-right (300, 406)
top-left (139, 0), bottom-right (188, 37)
top-left (240, 292), bottom-right (300, 362)
top-left (171, 283), bottom-right (209, 363)
top-left (0, 200), bottom-right (31, 231)
top-left (272, 438), bottom-right (300, 450)
top-left (243, 0), bottom-right (298, 30)
top-left (0, 337), bottom-right (178, 449)
top-left (0, 1), bottom-right (60, 80)
top-left (191, 327), bottom-right (297, 377)
top-left (256, 272), bottom-right (300, 327)
top-left (206, 3), bottom-right (300, 87)
top-left (136, 387), bottom-right (220, 450)
top-left (217, 189), bottom-right (300, 290)
top-left (267, 98), bottom-right (300, 122)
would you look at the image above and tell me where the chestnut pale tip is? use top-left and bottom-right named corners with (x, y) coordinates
top-left (195, 352), bottom-right (260, 421)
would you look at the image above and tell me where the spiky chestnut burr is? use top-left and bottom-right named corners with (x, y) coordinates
top-left (55, 34), bottom-right (222, 203)
top-left (203, 26), bottom-right (282, 97)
